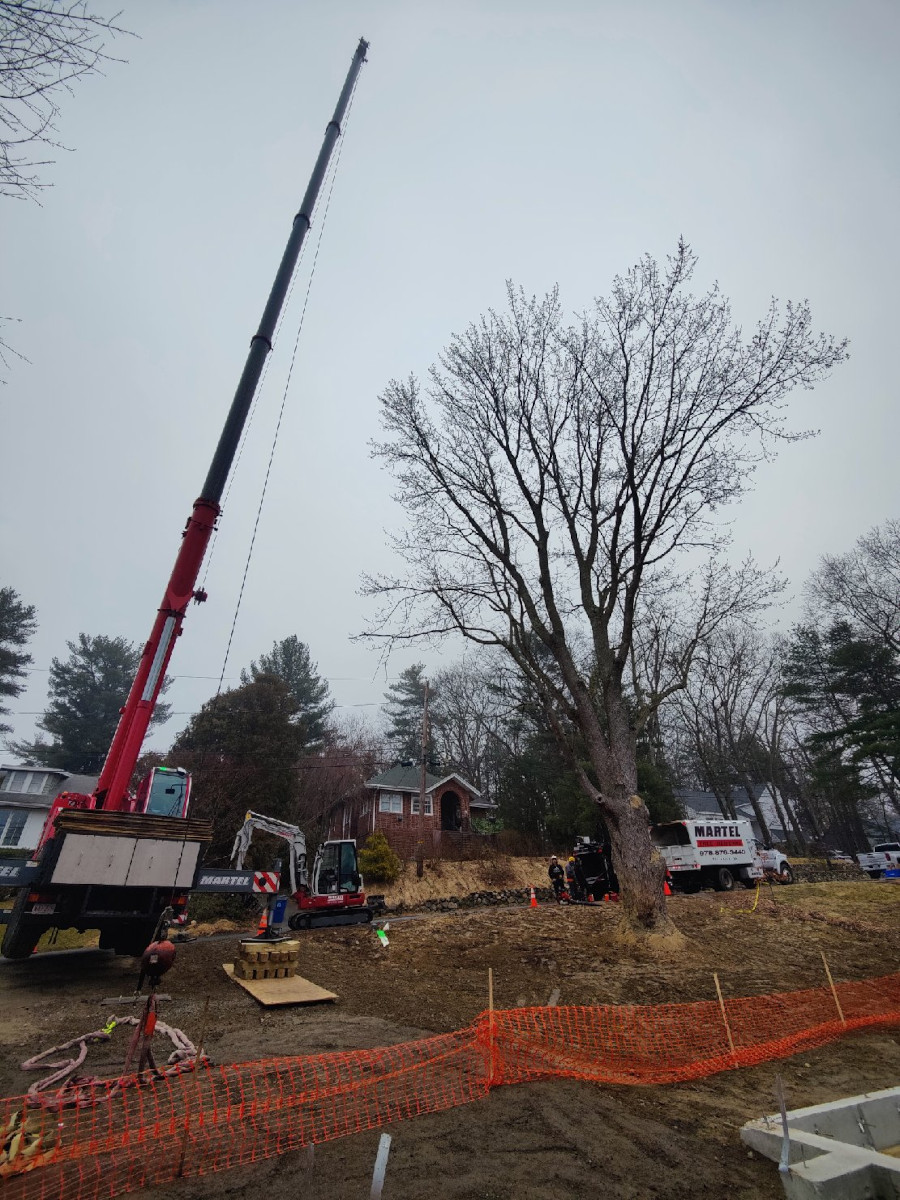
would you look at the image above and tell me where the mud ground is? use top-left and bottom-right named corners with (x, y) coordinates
top-left (1, 882), bottom-right (898, 1199)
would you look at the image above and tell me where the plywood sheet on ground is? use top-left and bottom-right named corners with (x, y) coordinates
top-left (222, 963), bottom-right (337, 1006)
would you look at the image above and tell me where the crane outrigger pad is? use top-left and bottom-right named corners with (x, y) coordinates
top-left (222, 963), bottom-right (337, 1006)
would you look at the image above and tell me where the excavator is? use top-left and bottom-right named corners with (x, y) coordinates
top-left (0, 39), bottom-right (370, 960)
top-left (231, 812), bottom-right (372, 929)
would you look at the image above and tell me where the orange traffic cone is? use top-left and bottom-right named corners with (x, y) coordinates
top-left (256, 909), bottom-right (268, 937)
top-left (664, 879), bottom-right (672, 896)
top-left (529, 887), bottom-right (538, 909)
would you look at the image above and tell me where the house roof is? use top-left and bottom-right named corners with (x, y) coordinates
top-left (0, 765), bottom-right (98, 810)
top-left (365, 764), bottom-right (482, 799)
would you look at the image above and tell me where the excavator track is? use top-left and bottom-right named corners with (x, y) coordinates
top-left (289, 907), bottom-right (373, 931)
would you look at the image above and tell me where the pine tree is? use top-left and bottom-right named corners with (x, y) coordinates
top-left (240, 636), bottom-right (333, 751)
top-left (382, 663), bottom-right (435, 763)
top-left (173, 674), bottom-right (304, 859)
top-left (10, 633), bottom-right (171, 773)
top-left (0, 587), bottom-right (37, 736)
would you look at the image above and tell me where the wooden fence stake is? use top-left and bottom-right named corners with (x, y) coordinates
top-left (713, 972), bottom-right (736, 1057)
top-left (821, 952), bottom-right (846, 1025)
top-left (488, 967), bottom-right (496, 1085)
top-left (176, 996), bottom-right (211, 1178)
top-left (370, 1132), bottom-right (391, 1199)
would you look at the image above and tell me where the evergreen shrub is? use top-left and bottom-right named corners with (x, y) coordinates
top-left (358, 831), bottom-right (402, 884)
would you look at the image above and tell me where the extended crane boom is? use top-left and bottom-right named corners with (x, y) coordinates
top-left (0, 39), bottom-right (370, 961)
top-left (95, 37), bottom-right (369, 812)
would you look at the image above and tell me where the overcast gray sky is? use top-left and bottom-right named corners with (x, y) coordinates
top-left (2, 0), bottom-right (898, 753)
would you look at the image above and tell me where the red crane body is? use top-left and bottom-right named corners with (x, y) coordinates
top-left (95, 500), bottom-right (217, 811)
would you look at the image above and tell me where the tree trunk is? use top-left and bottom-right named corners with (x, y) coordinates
top-left (602, 787), bottom-right (682, 943)
top-left (585, 688), bottom-right (684, 946)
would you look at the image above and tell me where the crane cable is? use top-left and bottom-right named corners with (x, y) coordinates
top-left (216, 73), bottom-right (362, 696)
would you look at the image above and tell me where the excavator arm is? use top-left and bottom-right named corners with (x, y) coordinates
top-left (230, 811), bottom-right (308, 896)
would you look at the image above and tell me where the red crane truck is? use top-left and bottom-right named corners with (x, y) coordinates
top-left (0, 39), bottom-right (370, 960)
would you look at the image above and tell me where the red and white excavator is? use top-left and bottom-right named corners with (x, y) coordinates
top-left (231, 812), bottom-right (371, 929)
top-left (0, 40), bottom-right (370, 960)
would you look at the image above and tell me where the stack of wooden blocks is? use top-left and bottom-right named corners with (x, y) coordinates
top-left (234, 939), bottom-right (300, 982)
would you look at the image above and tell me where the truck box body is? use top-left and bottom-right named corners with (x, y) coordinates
top-left (652, 818), bottom-right (791, 892)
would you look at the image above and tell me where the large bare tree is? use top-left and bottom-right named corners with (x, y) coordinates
top-left (365, 243), bottom-right (846, 940)
top-left (1, 0), bottom-right (128, 201)
top-left (806, 519), bottom-right (900, 655)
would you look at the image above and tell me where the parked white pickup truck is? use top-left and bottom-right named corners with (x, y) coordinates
top-left (652, 818), bottom-right (793, 893)
top-left (857, 842), bottom-right (900, 879)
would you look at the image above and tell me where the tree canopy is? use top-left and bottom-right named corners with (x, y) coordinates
top-left (366, 242), bottom-right (846, 937)
top-left (0, 585), bottom-right (36, 736)
top-left (382, 663), bottom-right (433, 763)
top-left (10, 633), bottom-right (171, 773)
top-left (1, 0), bottom-right (129, 200)
top-left (241, 636), bottom-right (333, 751)
top-left (173, 674), bottom-right (304, 860)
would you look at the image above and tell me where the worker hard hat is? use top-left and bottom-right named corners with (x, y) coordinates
top-left (550, 855), bottom-right (558, 861)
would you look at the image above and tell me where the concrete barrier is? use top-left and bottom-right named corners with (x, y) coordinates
top-left (741, 1085), bottom-right (900, 1198)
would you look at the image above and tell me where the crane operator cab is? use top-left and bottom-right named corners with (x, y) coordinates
top-left (135, 766), bottom-right (192, 818)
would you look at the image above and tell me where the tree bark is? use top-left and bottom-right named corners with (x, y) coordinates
top-left (579, 687), bottom-right (682, 943)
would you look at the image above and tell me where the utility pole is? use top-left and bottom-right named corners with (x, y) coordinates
top-left (416, 681), bottom-right (429, 879)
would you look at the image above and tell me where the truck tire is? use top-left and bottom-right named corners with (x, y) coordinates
top-left (714, 868), bottom-right (735, 892)
top-left (1, 891), bottom-right (42, 959)
top-left (867, 870), bottom-right (883, 880)
top-left (778, 864), bottom-right (794, 885)
top-left (678, 873), bottom-right (702, 894)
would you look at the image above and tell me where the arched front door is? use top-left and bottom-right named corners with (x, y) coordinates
top-left (440, 790), bottom-right (462, 831)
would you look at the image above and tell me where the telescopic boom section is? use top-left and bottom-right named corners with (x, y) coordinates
top-left (95, 37), bottom-right (369, 812)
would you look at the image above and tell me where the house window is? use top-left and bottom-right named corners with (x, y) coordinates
top-left (410, 795), bottom-right (433, 816)
top-left (378, 792), bottom-right (403, 814)
top-left (1, 771), bottom-right (58, 796)
top-left (0, 810), bottom-right (27, 847)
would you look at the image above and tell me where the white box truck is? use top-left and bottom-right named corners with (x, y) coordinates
top-left (651, 818), bottom-right (792, 893)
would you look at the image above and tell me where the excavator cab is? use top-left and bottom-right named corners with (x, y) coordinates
top-left (312, 840), bottom-right (362, 896)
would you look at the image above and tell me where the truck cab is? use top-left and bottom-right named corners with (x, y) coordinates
top-left (857, 842), bottom-right (900, 879)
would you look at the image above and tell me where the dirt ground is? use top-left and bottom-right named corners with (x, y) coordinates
top-left (1, 881), bottom-right (898, 1199)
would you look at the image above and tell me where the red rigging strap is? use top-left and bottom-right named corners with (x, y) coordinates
top-left (93, 39), bottom-right (369, 811)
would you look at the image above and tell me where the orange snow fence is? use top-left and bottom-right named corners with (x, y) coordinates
top-left (2, 972), bottom-right (899, 1199)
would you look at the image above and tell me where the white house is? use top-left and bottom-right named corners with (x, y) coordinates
top-left (0, 765), bottom-right (99, 851)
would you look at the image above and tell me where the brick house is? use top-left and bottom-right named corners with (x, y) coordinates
top-left (328, 764), bottom-right (495, 858)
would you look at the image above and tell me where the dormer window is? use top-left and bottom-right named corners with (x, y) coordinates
top-left (0, 770), bottom-right (59, 796)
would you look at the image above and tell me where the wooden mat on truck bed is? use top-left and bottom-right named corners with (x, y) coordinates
top-left (53, 810), bottom-right (214, 841)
